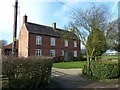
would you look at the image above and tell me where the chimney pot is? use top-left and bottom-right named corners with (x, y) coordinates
top-left (23, 15), bottom-right (27, 24)
top-left (52, 22), bottom-right (56, 29)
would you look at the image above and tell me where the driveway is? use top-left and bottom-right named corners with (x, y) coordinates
top-left (46, 68), bottom-right (119, 89)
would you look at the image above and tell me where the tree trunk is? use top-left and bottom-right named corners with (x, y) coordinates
top-left (86, 53), bottom-right (90, 68)
top-left (90, 57), bottom-right (92, 62)
top-left (95, 56), bottom-right (97, 61)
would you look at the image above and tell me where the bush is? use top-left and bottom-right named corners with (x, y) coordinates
top-left (73, 57), bottom-right (80, 61)
top-left (2, 57), bottom-right (53, 88)
top-left (79, 55), bottom-right (87, 61)
top-left (53, 56), bottom-right (64, 63)
top-left (82, 65), bottom-right (92, 76)
top-left (82, 61), bottom-right (120, 79)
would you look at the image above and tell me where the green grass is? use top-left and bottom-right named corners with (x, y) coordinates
top-left (53, 61), bottom-right (86, 69)
top-left (100, 55), bottom-right (118, 60)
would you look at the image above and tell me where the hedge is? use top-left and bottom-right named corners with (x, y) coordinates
top-left (2, 57), bottom-right (53, 88)
top-left (82, 61), bottom-right (120, 79)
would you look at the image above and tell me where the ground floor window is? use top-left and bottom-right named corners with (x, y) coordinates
top-left (74, 51), bottom-right (77, 57)
top-left (61, 50), bottom-right (64, 56)
top-left (50, 50), bottom-right (55, 57)
top-left (35, 49), bottom-right (42, 56)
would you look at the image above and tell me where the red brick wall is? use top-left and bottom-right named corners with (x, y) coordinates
top-left (28, 33), bottom-right (80, 58)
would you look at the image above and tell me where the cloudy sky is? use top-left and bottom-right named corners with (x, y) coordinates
top-left (0, 0), bottom-right (119, 48)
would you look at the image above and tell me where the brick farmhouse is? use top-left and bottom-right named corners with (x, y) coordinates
top-left (3, 15), bottom-right (81, 61)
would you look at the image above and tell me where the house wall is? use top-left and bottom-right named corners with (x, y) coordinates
top-left (18, 24), bottom-right (29, 57)
top-left (28, 33), bottom-right (80, 59)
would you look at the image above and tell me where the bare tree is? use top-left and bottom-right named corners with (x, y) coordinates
top-left (0, 40), bottom-right (7, 48)
top-left (66, 4), bottom-right (111, 68)
top-left (106, 18), bottom-right (120, 52)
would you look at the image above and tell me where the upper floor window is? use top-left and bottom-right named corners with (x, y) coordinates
top-left (64, 39), bottom-right (68, 47)
top-left (35, 49), bottom-right (42, 56)
top-left (74, 51), bottom-right (77, 57)
top-left (74, 41), bottom-right (77, 47)
top-left (50, 50), bottom-right (55, 57)
top-left (50, 37), bottom-right (55, 46)
top-left (36, 36), bottom-right (42, 45)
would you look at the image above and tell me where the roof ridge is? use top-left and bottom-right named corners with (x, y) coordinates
top-left (25, 22), bottom-right (78, 39)
top-left (26, 22), bottom-right (67, 31)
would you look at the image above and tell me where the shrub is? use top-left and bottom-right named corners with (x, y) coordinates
top-left (82, 61), bottom-right (120, 79)
top-left (2, 57), bottom-right (53, 88)
top-left (79, 55), bottom-right (87, 61)
top-left (73, 57), bottom-right (80, 61)
top-left (82, 65), bottom-right (92, 76)
top-left (53, 56), bottom-right (64, 63)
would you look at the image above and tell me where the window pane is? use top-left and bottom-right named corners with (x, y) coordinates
top-left (61, 50), bottom-right (64, 56)
top-left (74, 51), bottom-right (77, 57)
top-left (74, 41), bottom-right (77, 47)
top-left (35, 49), bottom-right (42, 56)
top-left (51, 38), bottom-right (55, 46)
top-left (50, 50), bottom-right (55, 57)
top-left (36, 36), bottom-right (42, 45)
top-left (65, 40), bottom-right (68, 47)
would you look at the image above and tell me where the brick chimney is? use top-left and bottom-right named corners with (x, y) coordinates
top-left (23, 14), bottom-right (27, 24)
top-left (52, 22), bottom-right (56, 29)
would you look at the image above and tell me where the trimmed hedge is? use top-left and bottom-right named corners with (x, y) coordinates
top-left (2, 57), bottom-right (53, 88)
top-left (82, 61), bottom-right (120, 79)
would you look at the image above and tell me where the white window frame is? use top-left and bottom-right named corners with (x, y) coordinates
top-left (64, 39), bottom-right (68, 47)
top-left (36, 36), bottom-right (42, 45)
top-left (35, 49), bottom-right (42, 56)
top-left (61, 50), bottom-right (64, 56)
top-left (74, 51), bottom-right (77, 57)
top-left (25, 49), bottom-right (28, 57)
top-left (50, 37), bottom-right (55, 46)
top-left (74, 40), bottom-right (77, 47)
top-left (50, 50), bottom-right (55, 57)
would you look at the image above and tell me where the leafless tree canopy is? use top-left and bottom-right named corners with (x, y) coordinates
top-left (68, 4), bottom-right (111, 47)
top-left (0, 40), bottom-right (7, 47)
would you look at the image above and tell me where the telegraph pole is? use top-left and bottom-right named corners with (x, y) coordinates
top-left (12, 0), bottom-right (18, 56)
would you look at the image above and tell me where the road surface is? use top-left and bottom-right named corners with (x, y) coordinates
top-left (47, 67), bottom-right (119, 89)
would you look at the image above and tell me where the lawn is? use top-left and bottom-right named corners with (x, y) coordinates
top-left (100, 55), bottom-right (118, 60)
top-left (53, 61), bottom-right (86, 69)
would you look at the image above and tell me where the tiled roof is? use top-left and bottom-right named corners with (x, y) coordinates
top-left (25, 22), bottom-right (78, 39)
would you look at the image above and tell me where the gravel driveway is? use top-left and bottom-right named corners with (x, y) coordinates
top-left (46, 67), bottom-right (119, 89)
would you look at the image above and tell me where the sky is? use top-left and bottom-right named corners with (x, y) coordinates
top-left (0, 0), bottom-right (119, 48)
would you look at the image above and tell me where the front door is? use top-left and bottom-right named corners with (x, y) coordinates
top-left (64, 51), bottom-right (68, 61)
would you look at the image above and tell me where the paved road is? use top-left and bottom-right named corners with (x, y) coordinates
top-left (48, 68), bottom-right (119, 89)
